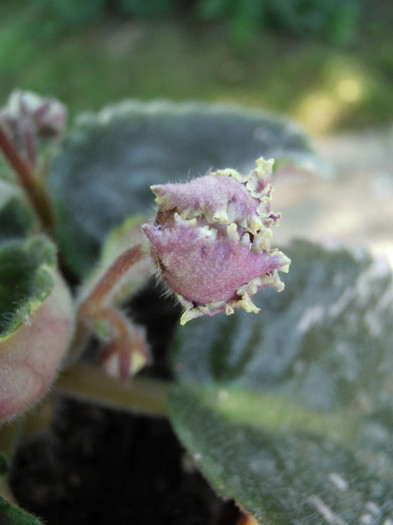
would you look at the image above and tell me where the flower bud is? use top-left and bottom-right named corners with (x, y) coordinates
top-left (0, 90), bottom-right (67, 165)
top-left (1, 90), bottom-right (67, 137)
top-left (142, 157), bottom-right (290, 325)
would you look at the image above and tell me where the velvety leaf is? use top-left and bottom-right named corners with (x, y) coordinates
top-left (0, 495), bottom-right (43, 525)
top-left (169, 240), bottom-right (393, 524)
top-left (0, 236), bottom-right (55, 338)
top-left (48, 100), bottom-right (323, 276)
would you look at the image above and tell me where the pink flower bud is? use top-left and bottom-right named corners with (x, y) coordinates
top-left (142, 158), bottom-right (290, 325)
top-left (1, 90), bottom-right (67, 136)
top-left (0, 91), bottom-right (67, 165)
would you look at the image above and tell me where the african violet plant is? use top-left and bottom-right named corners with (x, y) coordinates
top-left (0, 90), bottom-right (393, 524)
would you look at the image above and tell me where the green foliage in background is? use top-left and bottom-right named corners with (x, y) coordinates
top-left (31, 0), bottom-right (106, 38)
top-left (196, 0), bottom-right (368, 45)
top-left (29, 0), bottom-right (177, 37)
top-left (1, 1), bottom-right (392, 132)
top-left (21, 0), bottom-right (369, 45)
top-left (117, 0), bottom-right (177, 18)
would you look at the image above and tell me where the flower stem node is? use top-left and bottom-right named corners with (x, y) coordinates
top-left (142, 157), bottom-right (290, 325)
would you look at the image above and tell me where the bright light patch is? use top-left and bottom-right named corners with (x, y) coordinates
top-left (335, 78), bottom-right (362, 103)
top-left (296, 92), bottom-right (340, 134)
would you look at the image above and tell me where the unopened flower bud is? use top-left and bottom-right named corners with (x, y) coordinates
top-left (0, 90), bottom-right (67, 166)
top-left (142, 157), bottom-right (290, 325)
top-left (1, 90), bottom-right (67, 137)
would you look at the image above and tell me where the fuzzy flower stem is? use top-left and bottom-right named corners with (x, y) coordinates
top-left (80, 244), bottom-right (144, 308)
top-left (0, 124), bottom-right (54, 234)
top-left (71, 244), bottom-right (145, 366)
top-left (76, 244), bottom-right (148, 383)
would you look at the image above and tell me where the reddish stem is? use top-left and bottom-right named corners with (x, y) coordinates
top-left (77, 244), bottom-right (148, 381)
top-left (82, 245), bottom-right (144, 308)
top-left (68, 244), bottom-right (146, 368)
top-left (0, 124), bottom-right (53, 234)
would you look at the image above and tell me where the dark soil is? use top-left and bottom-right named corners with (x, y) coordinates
top-left (10, 399), bottom-right (239, 525)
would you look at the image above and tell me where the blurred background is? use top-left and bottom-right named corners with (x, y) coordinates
top-left (1, 0), bottom-right (392, 135)
top-left (1, 0), bottom-right (393, 263)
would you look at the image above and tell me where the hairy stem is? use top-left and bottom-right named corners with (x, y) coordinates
top-left (70, 244), bottom-right (147, 371)
top-left (0, 124), bottom-right (54, 234)
top-left (56, 364), bottom-right (169, 417)
top-left (81, 244), bottom-right (144, 308)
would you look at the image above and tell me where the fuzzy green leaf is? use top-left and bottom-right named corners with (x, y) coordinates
top-left (0, 236), bottom-right (55, 338)
top-left (169, 240), bottom-right (393, 524)
top-left (48, 100), bottom-right (323, 276)
top-left (0, 495), bottom-right (43, 525)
